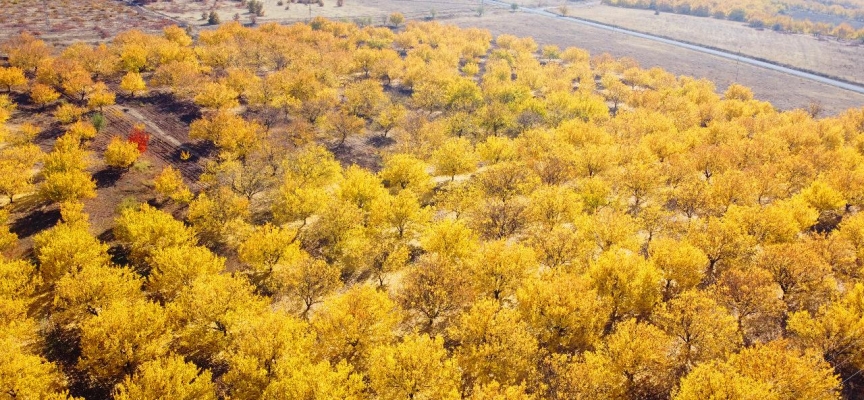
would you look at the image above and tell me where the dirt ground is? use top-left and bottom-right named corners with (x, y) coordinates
top-left (0, 0), bottom-right (176, 43)
top-left (147, 0), bottom-right (483, 26)
top-left (449, 11), bottom-right (864, 115)
top-left (562, 2), bottom-right (864, 85)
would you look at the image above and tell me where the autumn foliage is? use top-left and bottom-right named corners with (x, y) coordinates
top-left (1, 19), bottom-right (864, 400)
top-left (128, 124), bottom-right (150, 153)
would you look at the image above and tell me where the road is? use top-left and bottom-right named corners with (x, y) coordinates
top-left (487, 0), bottom-right (864, 96)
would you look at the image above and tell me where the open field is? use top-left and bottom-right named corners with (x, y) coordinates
top-left (0, 0), bottom-right (176, 43)
top-left (147, 0), bottom-right (481, 25)
top-left (563, 3), bottom-right (864, 85)
top-left (450, 10), bottom-right (864, 115)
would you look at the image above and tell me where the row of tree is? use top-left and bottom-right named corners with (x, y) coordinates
top-left (602, 0), bottom-right (864, 41)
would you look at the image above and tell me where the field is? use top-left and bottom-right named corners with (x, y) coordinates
top-left (449, 10), bottom-right (864, 115)
top-left (147, 0), bottom-right (482, 25)
top-left (563, 2), bottom-right (864, 85)
top-left (0, 0), bottom-right (177, 43)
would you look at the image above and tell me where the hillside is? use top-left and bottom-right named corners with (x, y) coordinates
top-left (1, 18), bottom-right (864, 399)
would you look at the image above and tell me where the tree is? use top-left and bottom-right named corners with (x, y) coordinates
top-left (208, 11), bottom-right (221, 25)
top-left (237, 224), bottom-right (302, 293)
top-left (398, 254), bottom-right (475, 334)
top-left (282, 255), bottom-right (342, 319)
top-left (77, 300), bottom-right (172, 388)
top-left (113, 355), bottom-right (217, 400)
top-left (311, 285), bottom-right (400, 370)
top-left (0, 66), bottom-right (27, 92)
top-left (343, 79), bottom-right (387, 119)
top-left (588, 247), bottom-right (664, 326)
top-left (649, 238), bottom-right (709, 299)
top-left (168, 274), bottom-right (267, 367)
top-left (0, 143), bottom-right (42, 204)
top-left (389, 12), bottom-right (405, 27)
top-left (147, 245), bottom-right (225, 301)
top-left (87, 81), bottom-right (116, 111)
top-left (468, 240), bottom-right (536, 301)
top-left (431, 137), bottom-right (477, 181)
top-left (194, 81), bottom-right (239, 109)
top-left (323, 111), bottom-right (365, 147)
top-left (448, 299), bottom-right (539, 391)
top-left (52, 263), bottom-right (144, 331)
top-left (33, 220), bottom-right (109, 284)
top-left (516, 271), bottom-right (609, 354)
top-left (368, 334), bottom-right (461, 400)
top-left (114, 204), bottom-right (197, 265)
top-left (2, 32), bottom-right (51, 73)
top-left (39, 169), bottom-right (97, 204)
top-left (153, 166), bottom-right (193, 204)
top-left (379, 153), bottom-right (433, 195)
top-left (54, 102), bottom-right (86, 124)
top-left (674, 340), bottom-right (841, 400)
top-left (653, 290), bottom-right (742, 372)
top-left (104, 136), bottom-right (141, 169)
top-left (29, 83), bottom-right (60, 108)
top-left (120, 71), bottom-right (146, 97)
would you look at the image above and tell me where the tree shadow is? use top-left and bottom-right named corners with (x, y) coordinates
top-left (366, 135), bottom-right (396, 148)
top-left (93, 168), bottom-right (124, 189)
top-left (11, 207), bottom-right (61, 239)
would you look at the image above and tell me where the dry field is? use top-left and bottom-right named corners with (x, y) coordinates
top-left (147, 0), bottom-right (483, 25)
top-left (563, 2), bottom-right (864, 85)
top-left (0, 0), bottom-right (176, 43)
top-left (449, 10), bottom-right (864, 115)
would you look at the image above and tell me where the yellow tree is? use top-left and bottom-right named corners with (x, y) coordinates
top-left (153, 166), bottom-right (193, 204)
top-left (653, 290), bottom-right (742, 372)
top-left (104, 136), bottom-right (141, 169)
top-left (33, 220), bottom-right (109, 284)
top-left (674, 340), bottom-right (841, 400)
top-left (468, 240), bottom-right (537, 301)
top-left (114, 204), bottom-right (197, 265)
top-left (29, 83), bottom-right (60, 108)
top-left (52, 263), bottom-right (144, 331)
top-left (120, 71), bottom-right (147, 97)
top-left (398, 254), bottom-right (476, 334)
top-left (194, 81), bottom-right (240, 109)
top-left (168, 273), bottom-right (267, 367)
top-left (0, 66), bottom-right (27, 92)
top-left (588, 247), bottom-right (663, 326)
top-left (432, 137), bottom-right (477, 181)
top-left (77, 300), bottom-right (172, 388)
top-left (113, 355), bottom-right (217, 400)
top-left (311, 285), bottom-right (400, 371)
top-left (448, 299), bottom-right (539, 392)
top-left (147, 245), bottom-right (225, 302)
top-left (368, 334), bottom-right (461, 400)
top-left (516, 271), bottom-right (609, 354)
top-left (379, 153), bottom-right (433, 195)
top-left (87, 81), bottom-right (116, 111)
top-left (222, 311), bottom-right (315, 400)
top-left (237, 223), bottom-right (303, 294)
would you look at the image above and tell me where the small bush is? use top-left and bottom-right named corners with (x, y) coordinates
top-left (128, 124), bottom-right (151, 153)
top-left (105, 136), bottom-right (141, 169)
top-left (208, 11), bottom-right (221, 25)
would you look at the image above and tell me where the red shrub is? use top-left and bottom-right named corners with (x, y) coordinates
top-left (128, 124), bottom-right (150, 153)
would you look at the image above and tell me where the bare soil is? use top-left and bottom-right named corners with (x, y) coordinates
top-left (0, 0), bottom-right (176, 44)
